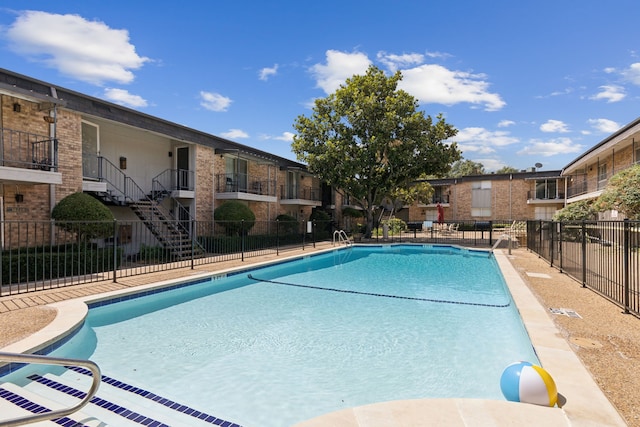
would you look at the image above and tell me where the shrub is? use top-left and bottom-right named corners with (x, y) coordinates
top-left (276, 214), bottom-right (300, 234)
top-left (552, 200), bottom-right (596, 221)
top-left (342, 206), bottom-right (364, 218)
top-left (214, 201), bottom-right (256, 235)
top-left (309, 209), bottom-right (332, 236)
top-left (51, 192), bottom-right (114, 239)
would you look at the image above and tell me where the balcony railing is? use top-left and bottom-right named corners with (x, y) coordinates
top-left (566, 174), bottom-right (610, 199)
top-left (215, 173), bottom-right (276, 196)
top-left (527, 190), bottom-right (565, 201)
top-left (0, 127), bottom-right (58, 171)
top-left (280, 185), bottom-right (321, 201)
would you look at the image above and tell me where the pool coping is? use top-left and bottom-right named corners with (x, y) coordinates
top-left (0, 246), bottom-right (628, 426)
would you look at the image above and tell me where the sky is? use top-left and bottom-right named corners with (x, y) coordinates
top-left (2, 1), bottom-right (640, 172)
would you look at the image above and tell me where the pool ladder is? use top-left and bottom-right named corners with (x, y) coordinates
top-left (491, 233), bottom-right (514, 255)
top-left (333, 230), bottom-right (352, 246)
top-left (0, 351), bottom-right (101, 426)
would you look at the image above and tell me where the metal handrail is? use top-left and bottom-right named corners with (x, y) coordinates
top-left (0, 352), bottom-right (101, 427)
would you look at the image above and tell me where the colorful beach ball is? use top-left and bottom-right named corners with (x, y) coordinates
top-left (500, 361), bottom-right (558, 407)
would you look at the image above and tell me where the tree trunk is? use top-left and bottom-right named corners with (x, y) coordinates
top-left (364, 208), bottom-right (375, 238)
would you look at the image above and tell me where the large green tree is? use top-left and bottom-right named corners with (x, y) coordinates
top-left (449, 159), bottom-right (485, 177)
top-left (292, 66), bottom-right (460, 237)
top-left (594, 164), bottom-right (640, 219)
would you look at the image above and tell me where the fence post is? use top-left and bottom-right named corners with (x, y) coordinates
top-left (549, 221), bottom-right (555, 268)
top-left (312, 220), bottom-right (316, 248)
top-left (190, 219), bottom-right (195, 270)
top-left (489, 220), bottom-right (493, 247)
top-left (581, 220), bottom-right (587, 288)
top-left (241, 220), bottom-right (245, 262)
top-left (112, 219), bottom-right (118, 283)
top-left (558, 222), bottom-right (563, 272)
top-left (623, 219), bottom-right (630, 314)
top-left (276, 219), bottom-right (280, 256)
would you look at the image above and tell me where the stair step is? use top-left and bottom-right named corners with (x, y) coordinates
top-left (23, 369), bottom-right (239, 427)
top-left (0, 382), bottom-right (106, 426)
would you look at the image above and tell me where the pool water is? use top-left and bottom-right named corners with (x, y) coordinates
top-left (21, 245), bottom-right (540, 426)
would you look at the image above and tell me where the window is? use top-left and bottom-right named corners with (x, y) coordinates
top-left (471, 181), bottom-right (491, 217)
top-left (598, 163), bottom-right (607, 182)
top-left (81, 121), bottom-right (100, 179)
top-left (225, 157), bottom-right (247, 192)
top-left (597, 163), bottom-right (608, 190)
top-left (286, 171), bottom-right (299, 199)
top-left (535, 179), bottom-right (558, 199)
top-left (534, 206), bottom-right (556, 220)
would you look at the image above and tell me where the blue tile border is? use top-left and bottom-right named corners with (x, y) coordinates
top-left (0, 387), bottom-right (91, 426)
top-left (33, 369), bottom-right (242, 427)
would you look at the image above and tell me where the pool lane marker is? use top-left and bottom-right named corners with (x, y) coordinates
top-left (247, 274), bottom-right (510, 308)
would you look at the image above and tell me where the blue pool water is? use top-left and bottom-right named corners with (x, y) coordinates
top-left (10, 245), bottom-right (539, 426)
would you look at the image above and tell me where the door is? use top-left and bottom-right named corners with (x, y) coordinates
top-left (176, 147), bottom-right (190, 190)
top-left (82, 121), bottom-right (99, 179)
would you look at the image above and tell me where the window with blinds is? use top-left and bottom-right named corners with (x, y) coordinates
top-left (471, 180), bottom-right (491, 217)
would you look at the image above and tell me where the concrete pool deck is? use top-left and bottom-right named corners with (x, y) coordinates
top-left (0, 245), bottom-right (634, 426)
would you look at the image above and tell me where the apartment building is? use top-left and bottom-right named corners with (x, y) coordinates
top-left (562, 116), bottom-right (640, 220)
top-left (0, 68), bottom-right (324, 249)
top-left (391, 170), bottom-right (566, 224)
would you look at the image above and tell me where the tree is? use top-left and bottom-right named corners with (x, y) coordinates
top-left (214, 201), bottom-right (256, 235)
top-left (495, 166), bottom-right (519, 174)
top-left (449, 159), bottom-right (485, 177)
top-left (292, 66), bottom-right (460, 237)
top-left (552, 200), bottom-right (596, 221)
top-left (51, 192), bottom-right (114, 240)
top-left (594, 164), bottom-right (640, 219)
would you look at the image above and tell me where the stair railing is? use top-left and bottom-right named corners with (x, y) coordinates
top-left (0, 351), bottom-right (101, 427)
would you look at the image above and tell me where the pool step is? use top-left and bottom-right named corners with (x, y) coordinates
top-left (0, 369), bottom-right (241, 427)
top-left (0, 382), bottom-right (106, 426)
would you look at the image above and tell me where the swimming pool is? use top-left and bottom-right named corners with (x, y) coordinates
top-left (6, 245), bottom-right (539, 426)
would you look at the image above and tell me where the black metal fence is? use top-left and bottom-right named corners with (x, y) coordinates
top-left (0, 218), bottom-right (516, 297)
top-left (0, 219), bottom-right (333, 296)
top-left (527, 220), bottom-right (640, 317)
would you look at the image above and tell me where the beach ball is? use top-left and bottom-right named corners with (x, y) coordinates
top-left (500, 361), bottom-right (557, 407)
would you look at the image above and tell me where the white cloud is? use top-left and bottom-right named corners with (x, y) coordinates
top-left (475, 158), bottom-right (506, 172)
top-left (623, 62), bottom-right (640, 85)
top-left (376, 51), bottom-right (424, 72)
top-left (220, 129), bottom-right (249, 139)
top-left (540, 119), bottom-right (570, 133)
top-left (310, 50), bottom-right (372, 94)
top-left (259, 64), bottom-right (278, 81)
top-left (399, 64), bottom-right (505, 111)
top-left (5, 11), bottom-right (149, 85)
top-left (199, 91), bottom-right (232, 112)
top-left (590, 85), bottom-right (626, 103)
top-left (455, 127), bottom-right (519, 147)
top-left (517, 138), bottom-right (583, 157)
top-left (497, 120), bottom-right (515, 128)
top-left (262, 132), bottom-right (295, 142)
top-left (588, 118), bottom-right (621, 133)
top-left (103, 88), bottom-right (147, 108)
top-left (604, 67), bottom-right (616, 74)
top-left (425, 51), bottom-right (453, 59)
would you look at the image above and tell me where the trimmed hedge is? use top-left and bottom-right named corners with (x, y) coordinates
top-left (2, 245), bottom-right (121, 284)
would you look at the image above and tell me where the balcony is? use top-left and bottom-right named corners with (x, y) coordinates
top-left (566, 174), bottom-right (609, 201)
top-left (279, 184), bottom-right (322, 206)
top-left (0, 127), bottom-right (62, 184)
top-left (215, 173), bottom-right (277, 202)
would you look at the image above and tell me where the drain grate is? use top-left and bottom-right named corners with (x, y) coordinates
top-left (549, 307), bottom-right (582, 318)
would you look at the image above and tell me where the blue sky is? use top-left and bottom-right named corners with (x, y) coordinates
top-left (2, 1), bottom-right (640, 172)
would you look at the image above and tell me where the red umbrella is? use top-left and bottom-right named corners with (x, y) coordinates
top-left (437, 203), bottom-right (444, 224)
